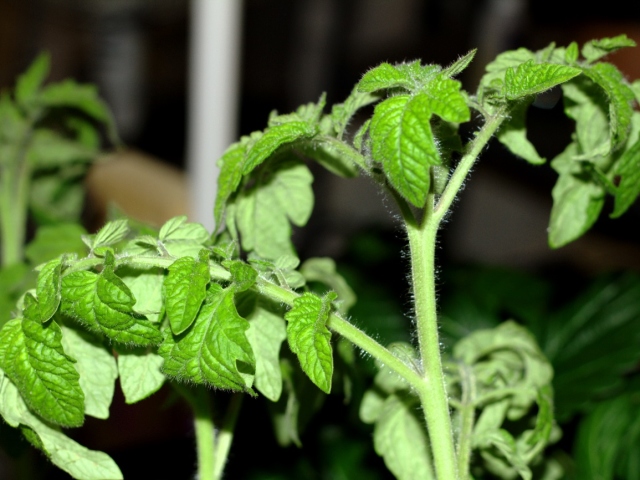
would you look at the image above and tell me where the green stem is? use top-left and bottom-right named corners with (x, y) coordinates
top-left (189, 387), bottom-right (216, 480)
top-left (406, 195), bottom-right (458, 480)
top-left (213, 393), bottom-right (243, 480)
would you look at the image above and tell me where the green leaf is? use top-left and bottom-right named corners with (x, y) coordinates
top-left (227, 260), bottom-right (258, 293)
top-left (25, 223), bottom-right (88, 265)
top-left (243, 122), bottom-right (316, 175)
top-left (27, 129), bottom-right (97, 168)
top-left (246, 304), bottom-right (287, 401)
top-left (235, 160), bottom-right (314, 259)
top-left (117, 347), bottom-right (165, 404)
top-left (284, 292), bottom-right (335, 394)
top-left (163, 250), bottom-right (210, 335)
top-left (60, 267), bottom-right (163, 346)
top-left (214, 141), bottom-right (247, 229)
top-left (330, 87), bottom-right (379, 138)
top-left (33, 258), bottom-right (62, 323)
top-left (159, 284), bottom-right (255, 392)
top-left (373, 393), bottom-right (435, 480)
top-left (504, 61), bottom-right (581, 100)
top-left (441, 49), bottom-right (477, 78)
top-left (582, 34), bottom-right (637, 63)
top-left (548, 144), bottom-right (605, 248)
top-left (300, 257), bottom-right (356, 314)
top-left (297, 136), bottom-right (362, 176)
top-left (612, 135), bottom-right (640, 218)
top-left (120, 267), bottom-right (165, 323)
top-left (582, 62), bottom-right (635, 149)
top-left (15, 52), bottom-right (50, 107)
top-left (158, 215), bottom-right (210, 258)
top-left (357, 63), bottom-right (413, 93)
top-left (497, 99), bottom-right (545, 165)
top-left (60, 324), bottom-right (117, 419)
top-left (30, 171), bottom-right (85, 225)
top-left (0, 373), bottom-right (123, 480)
top-left (370, 94), bottom-right (438, 207)
top-left (564, 42), bottom-right (579, 64)
top-left (480, 48), bottom-right (536, 97)
top-left (91, 219), bottom-right (129, 250)
top-left (0, 316), bottom-right (84, 427)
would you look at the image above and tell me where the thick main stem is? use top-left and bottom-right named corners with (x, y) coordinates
top-left (190, 388), bottom-right (216, 480)
top-left (406, 196), bottom-right (458, 480)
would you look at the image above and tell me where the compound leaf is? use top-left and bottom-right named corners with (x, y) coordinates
top-left (163, 250), bottom-right (210, 335)
top-left (117, 347), bottom-right (165, 404)
top-left (0, 316), bottom-right (84, 427)
top-left (504, 61), bottom-right (581, 100)
top-left (60, 324), bottom-right (117, 419)
top-left (61, 267), bottom-right (162, 346)
top-left (373, 393), bottom-right (435, 480)
top-left (159, 284), bottom-right (255, 392)
top-left (370, 94), bottom-right (438, 207)
top-left (284, 292), bottom-right (335, 394)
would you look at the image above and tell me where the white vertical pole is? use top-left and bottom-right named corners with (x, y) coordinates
top-left (187, 0), bottom-right (243, 231)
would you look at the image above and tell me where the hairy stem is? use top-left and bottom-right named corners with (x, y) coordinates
top-left (213, 393), bottom-right (244, 479)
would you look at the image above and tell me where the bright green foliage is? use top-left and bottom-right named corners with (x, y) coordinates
top-left (86, 219), bottom-right (129, 253)
top-left (503, 61), bottom-right (581, 100)
top-left (60, 324), bottom-right (117, 419)
top-left (0, 371), bottom-right (123, 479)
top-left (612, 126), bottom-right (640, 217)
top-left (373, 393), bottom-right (435, 480)
top-left (120, 267), bottom-right (165, 323)
top-left (358, 63), bottom-right (416, 93)
top-left (581, 34), bottom-right (637, 63)
top-left (159, 284), bottom-right (256, 393)
top-left (163, 250), bottom-right (210, 335)
top-left (33, 258), bottom-right (62, 323)
top-left (24, 224), bottom-right (88, 265)
top-left (496, 99), bottom-right (546, 165)
top-left (284, 292), bottom-right (335, 394)
top-left (227, 260), bottom-right (258, 292)
top-left (246, 303), bottom-right (287, 401)
top-left (0, 316), bottom-right (84, 427)
top-left (300, 257), bottom-right (356, 314)
top-left (61, 259), bottom-right (162, 346)
top-left (158, 215), bottom-right (210, 258)
top-left (233, 160), bottom-right (314, 259)
top-left (117, 347), bottom-right (165, 404)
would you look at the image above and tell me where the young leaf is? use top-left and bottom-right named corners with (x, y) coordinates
top-left (357, 63), bottom-right (413, 93)
top-left (227, 260), bottom-right (258, 293)
top-left (612, 135), bottom-right (640, 218)
top-left (581, 34), bottom-right (637, 63)
top-left (504, 61), bottom-right (581, 100)
top-left (370, 94), bottom-right (438, 207)
top-left (117, 347), bottom-right (165, 404)
top-left (0, 316), bottom-right (84, 427)
top-left (564, 41), bottom-right (579, 64)
top-left (235, 161), bottom-right (313, 260)
top-left (0, 373), bottom-right (123, 479)
top-left (284, 292), bottom-right (335, 394)
top-left (26, 129), bottom-right (97, 168)
top-left (215, 141), bottom-right (248, 229)
top-left (15, 52), bottom-right (50, 107)
top-left (548, 144), bottom-right (605, 248)
top-left (330, 87), bottom-right (379, 138)
top-left (296, 136), bottom-right (362, 177)
top-left (440, 49), bottom-right (477, 78)
top-left (61, 267), bottom-right (163, 346)
top-left (159, 284), bottom-right (255, 392)
top-left (60, 324), bottom-right (117, 419)
top-left (582, 62), bottom-right (635, 149)
top-left (300, 257), bottom-right (356, 314)
top-left (91, 219), bottom-right (129, 250)
top-left (163, 250), bottom-right (210, 335)
top-left (497, 99), bottom-right (545, 165)
top-left (242, 121), bottom-right (316, 175)
top-left (25, 223), bottom-right (87, 265)
top-left (34, 258), bottom-right (62, 323)
top-left (159, 215), bottom-right (210, 258)
top-left (246, 305), bottom-right (287, 401)
top-left (373, 393), bottom-right (435, 480)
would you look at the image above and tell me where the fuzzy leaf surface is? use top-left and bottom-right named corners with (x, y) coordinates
top-left (370, 94), bottom-right (437, 207)
top-left (120, 267), bottom-right (165, 323)
top-left (60, 267), bottom-right (162, 346)
top-left (117, 348), bottom-right (165, 404)
top-left (60, 324), bottom-right (117, 419)
top-left (246, 305), bottom-right (287, 401)
top-left (158, 215), bottom-right (210, 258)
top-left (34, 258), bottom-right (62, 323)
top-left (300, 257), bottom-right (356, 314)
top-left (228, 260), bottom-right (258, 293)
top-left (159, 284), bottom-right (255, 392)
top-left (504, 61), bottom-right (581, 100)
top-left (373, 393), bottom-right (434, 480)
top-left (582, 34), bottom-right (637, 63)
top-left (90, 220), bottom-right (129, 251)
top-left (215, 141), bottom-right (247, 228)
top-left (497, 99), bottom-right (545, 165)
top-left (0, 316), bottom-right (84, 427)
top-left (285, 292), bottom-right (335, 394)
top-left (0, 373), bottom-right (122, 479)
top-left (357, 63), bottom-right (413, 93)
top-left (242, 121), bottom-right (316, 175)
top-left (163, 250), bottom-right (210, 335)
top-left (235, 161), bottom-right (313, 259)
